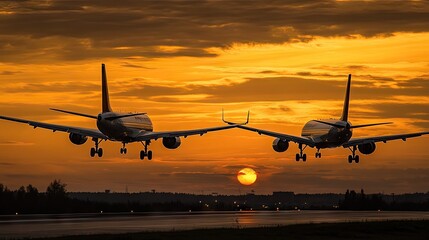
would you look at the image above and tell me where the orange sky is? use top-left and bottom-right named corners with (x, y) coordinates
top-left (0, 0), bottom-right (428, 194)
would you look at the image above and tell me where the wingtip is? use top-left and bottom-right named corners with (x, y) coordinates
top-left (221, 109), bottom-right (249, 125)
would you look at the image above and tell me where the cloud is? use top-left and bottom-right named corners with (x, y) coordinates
top-left (0, 70), bottom-right (21, 75)
top-left (1, 0), bottom-right (429, 62)
top-left (116, 75), bottom-right (429, 103)
top-left (120, 62), bottom-right (152, 69)
top-left (0, 141), bottom-right (34, 146)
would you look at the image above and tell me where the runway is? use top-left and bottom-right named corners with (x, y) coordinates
top-left (0, 210), bottom-right (428, 239)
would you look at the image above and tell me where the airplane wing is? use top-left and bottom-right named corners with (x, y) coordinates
top-left (133, 124), bottom-right (242, 141)
top-left (0, 115), bottom-right (108, 140)
top-left (343, 131), bottom-right (429, 147)
top-left (233, 125), bottom-right (316, 147)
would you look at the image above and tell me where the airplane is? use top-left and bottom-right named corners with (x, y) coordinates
top-left (224, 74), bottom-right (429, 163)
top-left (0, 64), bottom-right (248, 160)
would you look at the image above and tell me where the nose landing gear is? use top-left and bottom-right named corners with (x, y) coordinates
top-left (315, 148), bottom-right (322, 158)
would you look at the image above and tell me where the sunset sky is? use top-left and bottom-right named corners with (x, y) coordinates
top-left (0, 0), bottom-right (428, 194)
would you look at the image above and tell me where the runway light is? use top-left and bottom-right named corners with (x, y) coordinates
top-left (131, 210), bottom-right (134, 213)
top-left (100, 210), bottom-right (103, 213)
top-left (15, 212), bottom-right (18, 215)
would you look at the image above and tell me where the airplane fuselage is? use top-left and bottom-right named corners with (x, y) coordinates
top-left (301, 119), bottom-right (353, 148)
top-left (97, 112), bottom-right (153, 142)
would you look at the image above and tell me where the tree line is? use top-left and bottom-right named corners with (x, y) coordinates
top-left (0, 180), bottom-right (228, 214)
top-left (339, 189), bottom-right (429, 211)
top-left (1, 181), bottom-right (428, 214)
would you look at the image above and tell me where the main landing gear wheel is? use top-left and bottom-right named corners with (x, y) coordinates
top-left (139, 140), bottom-right (153, 160)
top-left (90, 147), bottom-right (103, 157)
top-left (97, 148), bottom-right (103, 157)
top-left (347, 146), bottom-right (360, 163)
top-left (90, 138), bottom-right (103, 158)
top-left (140, 150), bottom-right (153, 160)
top-left (295, 144), bottom-right (307, 162)
top-left (120, 143), bottom-right (127, 154)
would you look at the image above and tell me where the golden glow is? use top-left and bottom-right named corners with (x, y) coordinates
top-left (237, 168), bottom-right (257, 186)
top-left (0, 31), bottom-right (428, 193)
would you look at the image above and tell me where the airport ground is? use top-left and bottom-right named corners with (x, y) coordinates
top-left (29, 220), bottom-right (429, 240)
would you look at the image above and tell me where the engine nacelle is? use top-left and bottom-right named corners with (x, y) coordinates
top-left (358, 142), bottom-right (376, 155)
top-left (162, 137), bottom-right (181, 149)
top-left (68, 133), bottom-right (88, 145)
top-left (272, 138), bottom-right (289, 152)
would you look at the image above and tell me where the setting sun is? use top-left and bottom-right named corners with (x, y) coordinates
top-left (237, 168), bottom-right (257, 186)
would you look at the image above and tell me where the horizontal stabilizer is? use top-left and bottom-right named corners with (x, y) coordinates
top-left (314, 120), bottom-right (346, 128)
top-left (222, 109), bottom-right (250, 125)
top-left (104, 113), bottom-right (146, 121)
top-left (350, 122), bottom-right (392, 129)
top-left (49, 108), bottom-right (97, 119)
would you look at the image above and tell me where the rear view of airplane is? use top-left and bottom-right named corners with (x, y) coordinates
top-left (0, 64), bottom-right (247, 160)
top-left (224, 74), bottom-right (428, 163)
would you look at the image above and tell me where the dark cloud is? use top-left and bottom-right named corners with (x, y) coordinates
top-left (116, 75), bottom-right (429, 103)
top-left (120, 62), bottom-right (152, 69)
top-left (413, 121), bottom-right (429, 129)
top-left (0, 81), bottom-right (99, 93)
top-left (0, 70), bottom-right (22, 75)
top-left (1, 0), bottom-right (428, 62)
top-left (358, 103), bottom-right (429, 121)
top-left (0, 141), bottom-right (34, 146)
top-left (0, 103), bottom-right (97, 119)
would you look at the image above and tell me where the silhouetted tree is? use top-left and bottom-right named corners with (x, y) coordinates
top-left (46, 179), bottom-right (67, 201)
top-left (26, 184), bottom-right (38, 196)
top-left (46, 179), bottom-right (68, 213)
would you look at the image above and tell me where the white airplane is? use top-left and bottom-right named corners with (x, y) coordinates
top-left (0, 64), bottom-right (247, 160)
top-left (224, 74), bottom-right (429, 163)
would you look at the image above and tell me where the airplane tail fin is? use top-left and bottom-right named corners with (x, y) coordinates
top-left (340, 74), bottom-right (351, 121)
top-left (102, 64), bottom-right (112, 113)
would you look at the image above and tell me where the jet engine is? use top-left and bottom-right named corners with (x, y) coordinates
top-left (358, 142), bottom-right (376, 155)
top-left (68, 133), bottom-right (88, 145)
top-left (272, 138), bottom-right (289, 152)
top-left (162, 137), bottom-right (181, 149)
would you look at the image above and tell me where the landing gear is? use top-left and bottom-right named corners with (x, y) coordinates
top-left (315, 149), bottom-right (322, 158)
top-left (140, 141), bottom-right (153, 160)
top-left (347, 146), bottom-right (360, 163)
top-left (120, 143), bottom-right (127, 154)
top-left (295, 144), bottom-right (307, 162)
top-left (90, 138), bottom-right (103, 157)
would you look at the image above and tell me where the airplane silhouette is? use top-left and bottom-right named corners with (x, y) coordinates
top-left (224, 74), bottom-right (429, 163)
top-left (0, 64), bottom-right (248, 160)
